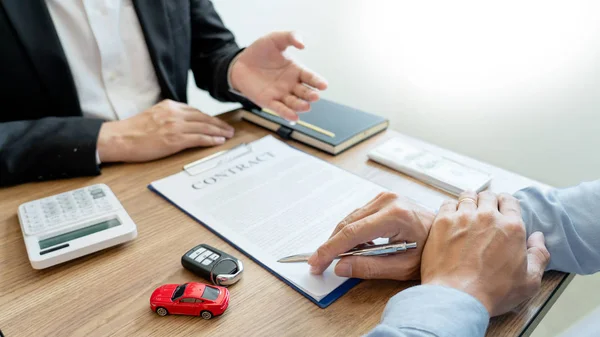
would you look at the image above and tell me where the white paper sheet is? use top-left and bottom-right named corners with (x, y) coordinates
top-left (151, 136), bottom-right (385, 300)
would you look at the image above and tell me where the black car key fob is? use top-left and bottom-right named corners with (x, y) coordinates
top-left (181, 244), bottom-right (243, 286)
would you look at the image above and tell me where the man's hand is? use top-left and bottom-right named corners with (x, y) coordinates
top-left (230, 31), bottom-right (328, 121)
top-left (308, 192), bottom-right (435, 280)
top-left (421, 191), bottom-right (551, 316)
top-left (97, 99), bottom-right (234, 163)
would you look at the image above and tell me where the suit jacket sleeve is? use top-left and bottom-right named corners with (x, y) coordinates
top-left (0, 117), bottom-right (103, 187)
top-left (189, 0), bottom-right (249, 104)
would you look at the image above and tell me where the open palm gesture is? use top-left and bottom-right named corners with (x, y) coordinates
top-left (230, 31), bottom-right (328, 121)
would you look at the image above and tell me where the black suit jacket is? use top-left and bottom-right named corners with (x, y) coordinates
top-left (0, 0), bottom-right (248, 186)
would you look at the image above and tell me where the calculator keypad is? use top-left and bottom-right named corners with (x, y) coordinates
top-left (188, 246), bottom-right (220, 267)
top-left (20, 185), bottom-right (118, 236)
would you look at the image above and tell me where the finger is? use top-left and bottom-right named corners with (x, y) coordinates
top-left (331, 209), bottom-right (367, 239)
top-left (309, 213), bottom-right (395, 274)
top-left (293, 84), bottom-right (320, 102)
top-left (365, 191), bottom-right (395, 209)
top-left (269, 101), bottom-right (298, 121)
top-left (181, 122), bottom-right (234, 138)
top-left (269, 31), bottom-right (305, 51)
top-left (457, 190), bottom-right (478, 212)
top-left (181, 134), bottom-right (226, 149)
top-left (289, 31), bottom-right (305, 49)
top-left (334, 254), bottom-right (418, 280)
top-left (300, 68), bottom-right (328, 91)
top-left (331, 208), bottom-right (361, 235)
top-left (330, 193), bottom-right (391, 238)
top-left (438, 199), bottom-right (458, 215)
top-left (498, 193), bottom-right (522, 218)
top-left (283, 95), bottom-right (310, 113)
top-left (181, 106), bottom-right (235, 131)
top-left (525, 232), bottom-right (550, 291)
top-left (477, 191), bottom-right (499, 213)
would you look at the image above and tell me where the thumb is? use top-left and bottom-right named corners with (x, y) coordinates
top-left (269, 31), bottom-right (305, 51)
top-left (525, 232), bottom-right (550, 290)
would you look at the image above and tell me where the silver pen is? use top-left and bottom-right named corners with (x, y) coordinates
top-left (277, 242), bottom-right (418, 263)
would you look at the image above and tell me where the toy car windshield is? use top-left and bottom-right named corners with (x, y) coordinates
top-left (171, 283), bottom-right (188, 301)
top-left (201, 286), bottom-right (220, 301)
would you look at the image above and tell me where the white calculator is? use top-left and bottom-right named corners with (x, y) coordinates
top-left (17, 184), bottom-right (138, 269)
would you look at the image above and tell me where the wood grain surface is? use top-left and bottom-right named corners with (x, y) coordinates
top-left (0, 110), bottom-right (570, 337)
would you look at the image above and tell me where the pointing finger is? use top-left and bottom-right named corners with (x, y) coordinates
top-left (330, 192), bottom-right (392, 238)
top-left (309, 213), bottom-right (395, 275)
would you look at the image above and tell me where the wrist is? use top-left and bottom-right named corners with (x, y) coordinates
top-left (423, 278), bottom-right (493, 315)
top-left (228, 53), bottom-right (243, 93)
top-left (97, 121), bottom-right (129, 163)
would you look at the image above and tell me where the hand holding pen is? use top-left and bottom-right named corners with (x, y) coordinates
top-left (279, 242), bottom-right (418, 263)
top-left (306, 192), bottom-right (436, 280)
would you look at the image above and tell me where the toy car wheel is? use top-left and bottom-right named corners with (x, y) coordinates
top-left (156, 307), bottom-right (169, 316)
top-left (200, 311), bottom-right (213, 320)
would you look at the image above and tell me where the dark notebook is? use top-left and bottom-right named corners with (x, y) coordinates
top-left (242, 99), bottom-right (389, 155)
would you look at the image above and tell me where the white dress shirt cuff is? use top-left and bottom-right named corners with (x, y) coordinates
top-left (227, 53), bottom-right (245, 98)
top-left (95, 150), bottom-right (101, 166)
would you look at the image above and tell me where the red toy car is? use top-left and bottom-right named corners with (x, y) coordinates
top-left (150, 282), bottom-right (230, 319)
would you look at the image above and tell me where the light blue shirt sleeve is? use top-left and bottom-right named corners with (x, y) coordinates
top-left (367, 180), bottom-right (600, 337)
top-left (515, 180), bottom-right (600, 274)
top-left (366, 285), bottom-right (489, 337)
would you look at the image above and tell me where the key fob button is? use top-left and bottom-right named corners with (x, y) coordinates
top-left (195, 250), bottom-right (212, 262)
top-left (189, 248), bottom-right (205, 259)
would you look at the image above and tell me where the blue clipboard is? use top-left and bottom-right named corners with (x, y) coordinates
top-left (147, 184), bottom-right (361, 308)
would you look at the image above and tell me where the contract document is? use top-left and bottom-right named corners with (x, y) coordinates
top-left (149, 136), bottom-right (385, 307)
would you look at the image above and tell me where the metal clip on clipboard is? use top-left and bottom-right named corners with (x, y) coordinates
top-left (183, 143), bottom-right (253, 176)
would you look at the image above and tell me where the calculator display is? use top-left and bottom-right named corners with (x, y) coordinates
top-left (38, 218), bottom-right (121, 249)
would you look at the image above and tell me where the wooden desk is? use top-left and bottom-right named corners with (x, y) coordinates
top-left (0, 111), bottom-right (571, 337)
